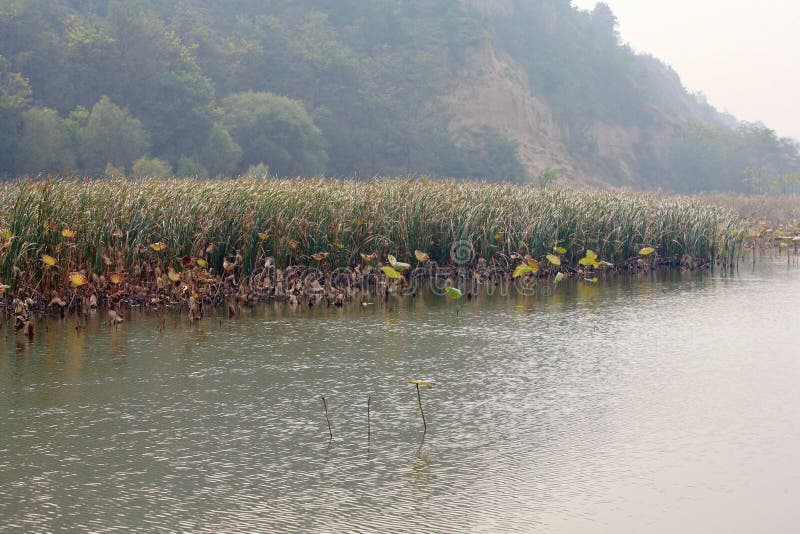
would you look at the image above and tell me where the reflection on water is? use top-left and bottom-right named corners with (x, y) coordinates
top-left (2, 261), bottom-right (800, 532)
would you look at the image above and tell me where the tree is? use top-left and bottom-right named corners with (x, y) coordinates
top-left (197, 123), bottom-right (242, 177)
top-left (131, 157), bottom-right (172, 178)
top-left (15, 107), bottom-right (76, 174)
top-left (0, 55), bottom-right (31, 174)
top-left (176, 155), bottom-right (208, 178)
top-left (104, 2), bottom-right (217, 162)
top-left (79, 96), bottom-right (150, 175)
top-left (222, 92), bottom-right (327, 177)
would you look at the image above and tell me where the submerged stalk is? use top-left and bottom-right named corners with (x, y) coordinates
top-left (322, 396), bottom-right (333, 440)
top-left (415, 383), bottom-right (427, 432)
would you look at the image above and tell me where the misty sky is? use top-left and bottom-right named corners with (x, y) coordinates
top-left (572, 0), bottom-right (800, 140)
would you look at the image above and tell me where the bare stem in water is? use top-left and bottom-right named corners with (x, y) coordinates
top-left (322, 396), bottom-right (333, 440)
top-left (416, 384), bottom-right (427, 432)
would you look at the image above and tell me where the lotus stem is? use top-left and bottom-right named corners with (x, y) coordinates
top-left (415, 383), bottom-right (427, 432)
top-left (322, 396), bottom-right (333, 440)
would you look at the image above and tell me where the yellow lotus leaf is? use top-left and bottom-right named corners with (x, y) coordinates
top-left (167, 268), bottom-right (181, 283)
top-left (578, 250), bottom-right (601, 267)
top-left (554, 272), bottom-right (565, 284)
top-left (414, 250), bottom-right (430, 263)
top-left (380, 265), bottom-right (403, 279)
top-left (513, 263), bottom-right (535, 278)
top-left (69, 272), bottom-right (88, 287)
top-left (196, 258), bottom-right (208, 268)
top-left (553, 246), bottom-right (567, 255)
top-left (546, 254), bottom-right (561, 266)
top-left (445, 287), bottom-right (463, 299)
top-left (408, 380), bottom-right (436, 388)
top-left (257, 232), bottom-right (269, 241)
top-left (61, 228), bottom-right (76, 239)
top-left (311, 252), bottom-right (329, 261)
top-left (387, 255), bottom-right (410, 270)
top-left (41, 254), bottom-right (58, 266)
top-left (150, 242), bottom-right (167, 252)
top-left (639, 247), bottom-right (656, 256)
top-left (109, 272), bottom-right (125, 285)
top-left (525, 258), bottom-right (540, 270)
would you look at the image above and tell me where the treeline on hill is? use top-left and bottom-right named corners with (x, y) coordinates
top-left (489, 0), bottom-right (800, 193)
top-left (0, 0), bottom-right (502, 180)
top-left (0, 0), bottom-right (798, 192)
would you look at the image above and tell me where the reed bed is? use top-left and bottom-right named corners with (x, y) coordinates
top-left (1, 177), bottom-right (743, 320)
top-left (701, 193), bottom-right (800, 228)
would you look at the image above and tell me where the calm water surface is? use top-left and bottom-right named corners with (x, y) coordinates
top-left (1, 260), bottom-right (799, 532)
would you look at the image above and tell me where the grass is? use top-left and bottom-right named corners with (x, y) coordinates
top-left (701, 193), bottom-right (800, 227)
top-left (0, 176), bottom-right (744, 305)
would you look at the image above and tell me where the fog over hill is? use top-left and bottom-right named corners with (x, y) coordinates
top-left (1, 0), bottom-right (797, 192)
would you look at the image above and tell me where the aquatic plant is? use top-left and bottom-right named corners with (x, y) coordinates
top-left (0, 176), bottom-right (744, 315)
top-left (408, 380), bottom-right (436, 432)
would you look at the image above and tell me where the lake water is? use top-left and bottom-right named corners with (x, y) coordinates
top-left (1, 258), bottom-right (799, 532)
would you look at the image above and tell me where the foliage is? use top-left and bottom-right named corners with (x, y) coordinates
top-left (0, 1), bottom-right (796, 189)
top-left (16, 107), bottom-right (75, 174)
top-left (245, 163), bottom-right (270, 178)
top-left (0, 54), bottom-right (31, 173)
top-left (0, 177), bottom-right (742, 288)
top-left (222, 92), bottom-right (327, 177)
top-left (79, 97), bottom-right (150, 176)
top-left (175, 155), bottom-right (208, 178)
top-left (131, 157), bottom-right (173, 178)
top-left (198, 123), bottom-right (242, 178)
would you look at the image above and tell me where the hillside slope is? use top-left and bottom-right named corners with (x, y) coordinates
top-left (0, 0), bottom-right (797, 192)
top-left (452, 0), bottom-right (798, 191)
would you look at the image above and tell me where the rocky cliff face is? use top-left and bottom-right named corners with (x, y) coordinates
top-left (443, 38), bottom-right (656, 186)
top-left (447, 0), bottom-right (685, 186)
top-left (443, 42), bottom-right (597, 184)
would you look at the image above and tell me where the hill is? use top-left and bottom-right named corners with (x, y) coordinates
top-left (1, 0), bottom-right (797, 192)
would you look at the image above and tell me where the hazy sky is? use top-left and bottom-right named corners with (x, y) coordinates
top-left (571, 0), bottom-right (800, 140)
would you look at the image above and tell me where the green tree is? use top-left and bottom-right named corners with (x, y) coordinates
top-left (0, 55), bottom-right (31, 174)
top-left (222, 92), bottom-right (327, 176)
top-left (131, 156), bottom-right (172, 178)
top-left (80, 96), bottom-right (150, 176)
top-left (15, 107), bottom-right (76, 174)
top-left (104, 2), bottom-right (217, 162)
top-left (197, 123), bottom-right (242, 177)
top-left (176, 155), bottom-right (208, 178)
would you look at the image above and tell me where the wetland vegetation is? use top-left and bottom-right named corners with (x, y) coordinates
top-left (1, 176), bottom-right (752, 332)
